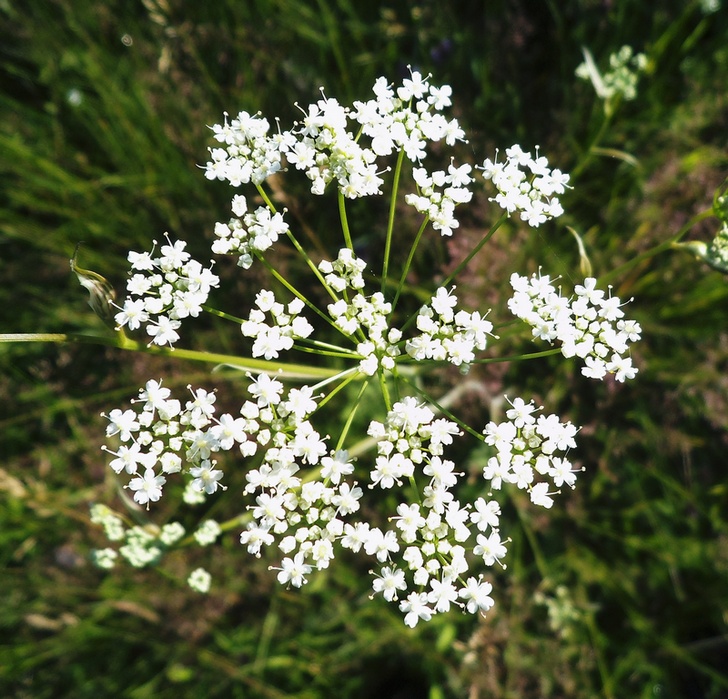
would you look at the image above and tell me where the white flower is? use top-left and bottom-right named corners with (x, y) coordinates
top-left (470, 498), bottom-right (501, 532)
top-left (474, 531), bottom-right (508, 567)
top-left (399, 591), bottom-right (433, 628)
top-left (276, 552), bottom-right (312, 587)
top-left (529, 482), bottom-right (555, 509)
top-left (190, 461), bottom-right (226, 494)
top-left (364, 528), bottom-right (400, 562)
top-left (459, 577), bottom-right (494, 614)
top-left (320, 450), bottom-right (355, 485)
top-left (104, 408), bottom-right (140, 441)
top-left (127, 468), bottom-right (166, 509)
top-left (372, 566), bottom-right (407, 601)
top-left (428, 577), bottom-right (460, 613)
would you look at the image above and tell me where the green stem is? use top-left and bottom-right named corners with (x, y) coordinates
top-left (382, 149), bottom-right (406, 293)
top-left (378, 369), bottom-right (393, 412)
top-left (441, 212), bottom-right (508, 289)
top-left (303, 338), bottom-right (358, 355)
top-left (392, 216), bottom-right (430, 311)
top-left (292, 344), bottom-right (354, 360)
top-left (202, 305), bottom-right (245, 324)
top-left (255, 182), bottom-right (339, 303)
top-left (334, 378), bottom-right (371, 452)
top-left (600, 208), bottom-right (714, 285)
top-left (399, 376), bottom-right (482, 441)
top-left (255, 183), bottom-right (277, 213)
top-left (0, 333), bottom-right (339, 379)
top-left (570, 111), bottom-right (612, 181)
top-left (338, 191), bottom-right (353, 251)
top-left (509, 490), bottom-right (549, 576)
top-left (257, 256), bottom-right (334, 331)
top-left (312, 367), bottom-right (361, 399)
top-left (471, 347), bottom-right (563, 364)
top-left (283, 227), bottom-right (340, 304)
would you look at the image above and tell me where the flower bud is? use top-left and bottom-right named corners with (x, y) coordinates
top-left (70, 243), bottom-right (117, 328)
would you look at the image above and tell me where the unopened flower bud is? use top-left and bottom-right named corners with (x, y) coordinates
top-left (70, 243), bottom-right (117, 328)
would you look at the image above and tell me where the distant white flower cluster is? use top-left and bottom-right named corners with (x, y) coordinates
top-left (576, 45), bottom-right (648, 103)
top-left (508, 273), bottom-right (642, 381)
top-left (90, 504), bottom-right (189, 569)
top-left (94, 69), bottom-right (641, 626)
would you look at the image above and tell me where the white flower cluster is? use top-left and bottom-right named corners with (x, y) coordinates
top-left (352, 73), bottom-right (466, 160)
top-left (483, 397), bottom-right (580, 508)
top-left (405, 162), bottom-right (473, 236)
top-left (89, 504), bottom-right (186, 569)
top-left (328, 291), bottom-right (401, 376)
top-left (188, 567), bottom-right (212, 593)
top-left (95, 71), bottom-right (642, 627)
top-left (90, 503), bottom-right (125, 541)
top-left (240, 290), bottom-right (314, 360)
top-left (285, 93), bottom-right (382, 198)
top-left (194, 519), bottom-right (222, 546)
top-left (212, 194), bottom-right (289, 269)
top-left (359, 398), bottom-right (503, 626)
top-left (101, 375), bottom-right (583, 625)
top-left (405, 287), bottom-right (493, 370)
top-left (707, 222), bottom-right (728, 271)
top-left (576, 45), bottom-right (648, 102)
top-left (508, 273), bottom-right (641, 381)
top-left (205, 110), bottom-right (283, 186)
top-left (102, 379), bottom-right (234, 508)
top-left (238, 375), bottom-right (362, 578)
top-left (113, 238), bottom-right (220, 347)
top-left (479, 145), bottom-right (570, 227)
top-left (205, 70), bottom-right (469, 257)
top-left (318, 247), bottom-right (366, 292)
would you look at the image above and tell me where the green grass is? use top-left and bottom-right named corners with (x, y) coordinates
top-left (2, 1), bottom-right (728, 697)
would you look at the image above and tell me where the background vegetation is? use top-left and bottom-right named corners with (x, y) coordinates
top-left (2, 1), bottom-right (727, 697)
